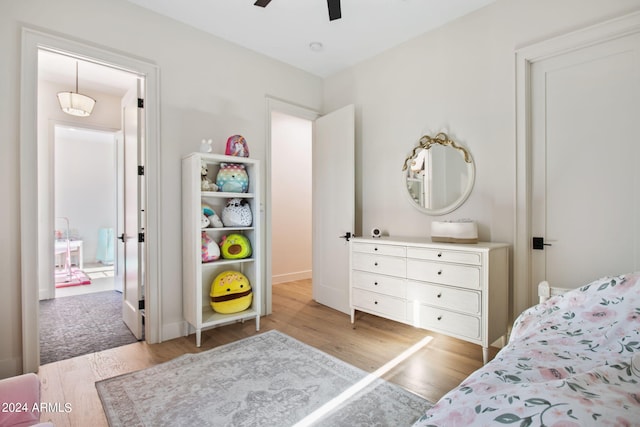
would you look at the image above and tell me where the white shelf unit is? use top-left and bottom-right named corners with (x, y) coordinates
top-left (182, 153), bottom-right (261, 347)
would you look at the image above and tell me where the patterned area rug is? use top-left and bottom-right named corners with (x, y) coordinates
top-left (96, 330), bottom-right (431, 426)
top-left (40, 291), bottom-right (138, 365)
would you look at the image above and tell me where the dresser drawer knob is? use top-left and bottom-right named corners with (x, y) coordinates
top-left (374, 247), bottom-right (378, 251)
top-left (437, 315), bottom-right (443, 321)
top-left (437, 293), bottom-right (442, 298)
top-left (374, 281), bottom-right (378, 286)
top-left (374, 301), bottom-right (378, 305)
top-left (437, 252), bottom-right (442, 257)
top-left (374, 262), bottom-right (378, 266)
top-left (437, 270), bottom-right (443, 275)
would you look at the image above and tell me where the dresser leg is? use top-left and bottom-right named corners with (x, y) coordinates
top-left (196, 330), bottom-right (201, 348)
top-left (482, 346), bottom-right (488, 364)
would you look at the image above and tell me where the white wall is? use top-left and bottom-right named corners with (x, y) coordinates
top-left (271, 111), bottom-right (312, 284)
top-left (323, 0), bottom-right (640, 319)
top-left (0, 0), bottom-right (322, 377)
top-left (54, 127), bottom-right (116, 265)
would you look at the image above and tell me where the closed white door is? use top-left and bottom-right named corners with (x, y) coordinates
top-left (312, 104), bottom-right (355, 314)
top-left (530, 33), bottom-right (640, 298)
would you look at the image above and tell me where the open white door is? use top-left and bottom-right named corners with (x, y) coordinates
top-left (530, 33), bottom-right (640, 298)
top-left (312, 104), bottom-right (355, 314)
top-left (120, 81), bottom-right (145, 340)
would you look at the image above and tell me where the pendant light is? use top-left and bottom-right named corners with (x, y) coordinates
top-left (57, 61), bottom-right (96, 117)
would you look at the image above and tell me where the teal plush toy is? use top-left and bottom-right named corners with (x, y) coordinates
top-left (216, 163), bottom-right (249, 193)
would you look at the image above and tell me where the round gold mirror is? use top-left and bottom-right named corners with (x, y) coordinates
top-left (402, 133), bottom-right (475, 215)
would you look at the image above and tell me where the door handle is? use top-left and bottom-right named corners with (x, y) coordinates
top-left (118, 233), bottom-right (126, 243)
top-left (338, 232), bottom-right (352, 242)
top-left (532, 237), bottom-right (552, 250)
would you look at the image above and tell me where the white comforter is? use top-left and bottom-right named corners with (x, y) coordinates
top-left (413, 272), bottom-right (640, 427)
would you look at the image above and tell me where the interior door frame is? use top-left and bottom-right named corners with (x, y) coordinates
top-left (514, 11), bottom-right (640, 318)
top-left (264, 97), bottom-right (319, 314)
top-left (20, 28), bottom-right (162, 372)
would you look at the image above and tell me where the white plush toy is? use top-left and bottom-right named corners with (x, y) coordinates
top-left (201, 160), bottom-right (218, 192)
top-left (202, 204), bottom-right (224, 228)
top-left (222, 198), bottom-right (252, 227)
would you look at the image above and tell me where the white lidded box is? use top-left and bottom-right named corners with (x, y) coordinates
top-left (431, 219), bottom-right (478, 244)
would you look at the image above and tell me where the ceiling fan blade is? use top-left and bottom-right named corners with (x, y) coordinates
top-left (254, 0), bottom-right (272, 7)
top-left (327, 0), bottom-right (341, 21)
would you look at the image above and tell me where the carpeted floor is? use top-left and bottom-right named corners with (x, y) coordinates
top-left (96, 330), bottom-right (431, 427)
top-left (40, 290), bottom-right (139, 365)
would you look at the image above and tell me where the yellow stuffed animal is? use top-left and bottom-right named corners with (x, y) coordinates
top-left (210, 270), bottom-right (252, 314)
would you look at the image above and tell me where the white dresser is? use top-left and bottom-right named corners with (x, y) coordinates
top-left (350, 236), bottom-right (509, 363)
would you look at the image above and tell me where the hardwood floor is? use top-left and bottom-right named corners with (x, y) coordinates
top-left (37, 279), bottom-right (496, 426)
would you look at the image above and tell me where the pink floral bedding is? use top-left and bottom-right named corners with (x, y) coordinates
top-left (414, 272), bottom-right (640, 427)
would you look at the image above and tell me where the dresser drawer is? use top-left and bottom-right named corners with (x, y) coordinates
top-left (406, 247), bottom-right (481, 265)
top-left (407, 305), bottom-right (481, 341)
top-left (406, 259), bottom-right (480, 290)
top-left (406, 281), bottom-right (480, 315)
top-left (352, 270), bottom-right (406, 298)
top-left (352, 252), bottom-right (406, 277)
top-left (352, 242), bottom-right (406, 257)
top-left (352, 289), bottom-right (406, 321)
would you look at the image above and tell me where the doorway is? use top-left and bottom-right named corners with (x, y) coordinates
top-left (53, 126), bottom-right (117, 298)
top-left (20, 28), bottom-right (161, 373)
top-left (265, 98), bottom-right (355, 316)
top-left (270, 111), bottom-right (313, 286)
top-left (37, 53), bottom-right (141, 363)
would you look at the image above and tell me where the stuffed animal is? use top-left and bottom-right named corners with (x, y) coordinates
top-left (216, 163), bottom-right (248, 193)
top-left (221, 198), bottom-right (252, 227)
top-left (201, 160), bottom-right (218, 192)
top-left (210, 270), bottom-right (252, 314)
top-left (225, 135), bottom-right (250, 157)
top-left (220, 233), bottom-right (252, 259)
top-left (201, 231), bottom-right (220, 263)
top-left (202, 204), bottom-right (223, 228)
top-left (199, 138), bottom-right (213, 153)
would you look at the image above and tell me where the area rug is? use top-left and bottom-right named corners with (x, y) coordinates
top-left (55, 267), bottom-right (91, 287)
top-left (39, 291), bottom-right (138, 364)
top-left (96, 330), bottom-right (431, 427)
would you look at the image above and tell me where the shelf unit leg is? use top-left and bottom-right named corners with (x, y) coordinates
top-left (255, 315), bottom-right (260, 331)
top-left (482, 346), bottom-right (488, 365)
top-left (196, 329), bottom-right (201, 348)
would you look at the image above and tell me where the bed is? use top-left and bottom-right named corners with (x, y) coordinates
top-left (413, 272), bottom-right (640, 427)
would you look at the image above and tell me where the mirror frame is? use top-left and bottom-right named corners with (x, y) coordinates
top-left (402, 132), bottom-right (475, 215)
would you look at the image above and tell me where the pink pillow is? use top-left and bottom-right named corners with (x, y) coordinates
top-left (0, 373), bottom-right (41, 427)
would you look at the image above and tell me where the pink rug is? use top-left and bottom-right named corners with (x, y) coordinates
top-left (55, 267), bottom-right (91, 288)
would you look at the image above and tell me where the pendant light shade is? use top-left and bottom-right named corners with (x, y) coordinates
top-left (57, 62), bottom-right (96, 117)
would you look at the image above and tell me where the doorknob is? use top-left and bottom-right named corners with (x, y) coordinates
top-left (338, 232), bottom-right (352, 242)
top-left (532, 237), bottom-right (552, 250)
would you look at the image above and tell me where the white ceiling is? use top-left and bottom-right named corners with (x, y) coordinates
top-left (38, 0), bottom-right (496, 97)
top-left (124, 0), bottom-right (496, 77)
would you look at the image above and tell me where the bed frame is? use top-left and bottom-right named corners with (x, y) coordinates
top-left (538, 281), bottom-right (573, 303)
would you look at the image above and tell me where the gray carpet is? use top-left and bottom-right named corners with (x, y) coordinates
top-left (40, 290), bottom-right (138, 365)
top-left (96, 330), bottom-right (431, 427)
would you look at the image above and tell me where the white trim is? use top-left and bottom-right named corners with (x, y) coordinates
top-left (514, 11), bottom-right (640, 318)
top-left (264, 96), bottom-right (319, 315)
top-left (20, 28), bottom-right (162, 372)
top-left (272, 270), bottom-right (313, 285)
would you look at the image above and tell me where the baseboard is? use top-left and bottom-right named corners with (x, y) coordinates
top-left (0, 356), bottom-right (23, 378)
top-left (272, 270), bottom-right (312, 285)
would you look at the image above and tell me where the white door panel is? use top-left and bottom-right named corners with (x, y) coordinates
top-left (312, 104), bottom-right (355, 314)
top-left (531, 34), bottom-right (640, 297)
top-left (121, 83), bottom-right (144, 340)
